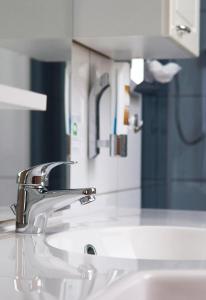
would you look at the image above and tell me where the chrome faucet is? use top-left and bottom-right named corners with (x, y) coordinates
top-left (11, 162), bottom-right (96, 234)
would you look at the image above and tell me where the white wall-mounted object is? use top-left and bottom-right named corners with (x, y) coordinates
top-left (112, 62), bottom-right (131, 135)
top-left (0, 84), bottom-right (47, 110)
top-left (0, 0), bottom-right (72, 61)
top-left (70, 43), bottom-right (141, 209)
top-left (74, 0), bottom-right (200, 59)
top-left (88, 72), bottom-right (110, 159)
top-left (130, 59), bottom-right (144, 86)
top-left (0, 0), bottom-right (199, 61)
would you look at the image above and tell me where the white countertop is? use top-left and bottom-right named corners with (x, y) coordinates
top-left (1, 207), bottom-right (206, 299)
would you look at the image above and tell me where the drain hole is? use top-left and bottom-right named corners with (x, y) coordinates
top-left (84, 244), bottom-right (97, 255)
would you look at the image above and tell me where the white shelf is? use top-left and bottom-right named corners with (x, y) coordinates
top-left (0, 84), bottom-right (47, 110)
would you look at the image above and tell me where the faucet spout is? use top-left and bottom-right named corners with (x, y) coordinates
top-left (42, 188), bottom-right (96, 210)
top-left (12, 162), bottom-right (96, 234)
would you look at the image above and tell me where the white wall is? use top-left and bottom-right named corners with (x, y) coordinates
top-left (0, 48), bottom-right (30, 206)
top-left (70, 43), bottom-right (142, 215)
top-left (0, 43), bottom-right (142, 213)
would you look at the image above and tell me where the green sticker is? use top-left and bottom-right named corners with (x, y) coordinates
top-left (72, 122), bottom-right (78, 136)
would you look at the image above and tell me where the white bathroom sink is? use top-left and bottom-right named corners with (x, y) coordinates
top-left (46, 225), bottom-right (206, 260)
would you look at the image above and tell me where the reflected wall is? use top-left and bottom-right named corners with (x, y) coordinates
top-left (141, 0), bottom-right (206, 210)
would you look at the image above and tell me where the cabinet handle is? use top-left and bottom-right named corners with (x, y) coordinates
top-left (176, 25), bottom-right (191, 34)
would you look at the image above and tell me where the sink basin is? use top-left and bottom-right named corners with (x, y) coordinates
top-left (46, 225), bottom-right (206, 260)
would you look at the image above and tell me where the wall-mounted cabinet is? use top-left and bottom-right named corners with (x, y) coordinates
top-left (74, 0), bottom-right (200, 59)
top-left (169, 0), bottom-right (199, 56)
top-left (0, 0), bottom-right (72, 61)
top-left (0, 0), bottom-right (200, 61)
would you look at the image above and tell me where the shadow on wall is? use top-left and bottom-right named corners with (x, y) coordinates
top-left (30, 61), bottom-right (68, 190)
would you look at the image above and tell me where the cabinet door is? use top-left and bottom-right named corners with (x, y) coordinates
top-left (169, 0), bottom-right (200, 56)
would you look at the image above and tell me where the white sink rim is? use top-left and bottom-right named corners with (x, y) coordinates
top-left (46, 225), bottom-right (206, 261)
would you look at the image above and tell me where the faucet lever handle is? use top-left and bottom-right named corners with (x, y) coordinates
top-left (17, 161), bottom-right (77, 187)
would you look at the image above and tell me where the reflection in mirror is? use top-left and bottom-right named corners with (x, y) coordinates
top-left (0, 51), bottom-right (71, 206)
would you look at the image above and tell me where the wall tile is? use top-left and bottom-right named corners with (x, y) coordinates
top-left (142, 3), bottom-right (206, 211)
top-left (167, 95), bottom-right (206, 180)
top-left (59, 188), bottom-right (141, 221)
top-left (0, 207), bottom-right (13, 221)
top-left (87, 50), bottom-right (118, 193)
top-left (142, 180), bottom-right (168, 209)
top-left (70, 43), bottom-right (90, 188)
top-left (200, 12), bottom-right (206, 49)
top-left (0, 111), bottom-right (30, 177)
top-left (201, 0), bottom-right (206, 11)
top-left (142, 95), bottom-right (168, 181)
top-left (0, 178), bottom-right (16, 206)
top-left (117, 95), bottom-right (142, 190)
top-left (71, 43), bottom-right (142, 210)
top-left (0, 48), bottom-right (30, 89)
top-left (59, 192), bottom-right (118, 221)
top-left (71, 43), bottom-right (119, 193)
top-left (169, 181), bottom-right (206, 211)
top-left (168, 57), bottom-right (204, 97)
top-left (116, 189), bottom-right (141, 215)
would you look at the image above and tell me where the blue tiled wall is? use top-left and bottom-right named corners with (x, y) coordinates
top-left (141, 84), bottom-right (169, 209)
top-left (142, 0), bottom-right (206, 210)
